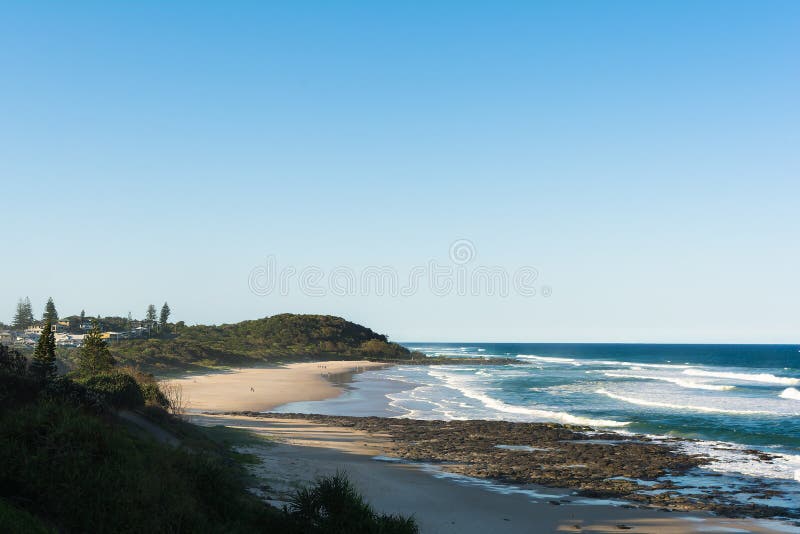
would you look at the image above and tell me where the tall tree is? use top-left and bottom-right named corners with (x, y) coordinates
top-left (29, 319), bottom-right (57, 381)
top-left (145, 304), bottom-right (157, 336)
top-left (12, 297), bottom-right (35, 330)
top-left (78, 323), bottom-right (115, 374)
top-left (43, 297), bottom-right (58, 322)
top-left (145, 304), bottom-right (157, 325)
top-left (159, 302), bottom-right (171, 333)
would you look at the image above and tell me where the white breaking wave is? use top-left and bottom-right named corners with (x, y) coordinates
top-left (603, 372), bottom-right (735, 391)
top-left (516, 355), bottom-right (694, 370)
top-left (462, 388), bottom-right (629, 427)
top-left (432, 351), bottom-right (484, 358)
top-left (428, 369), bottom-right (629, 427)
top-left (608, 361), bottom-right (694, 370)
top-left (596, 389), bottom-right (772, 415)
top-left (675, 439), bottom-right (800, 483)
top-left (780, 387), bottom-right (800, 401)
top-left (517, 355), bottom-right (582, 366)
top-left (682, 369), bottom-right (800, 386)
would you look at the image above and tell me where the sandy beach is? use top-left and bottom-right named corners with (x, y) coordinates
top-left (168, 360), bottom-right (389, 412)
top-left (178, 363), bottom-right (795, 533)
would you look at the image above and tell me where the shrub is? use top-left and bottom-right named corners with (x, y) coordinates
top-left (289, 472), bottom-right (418, 534)
top-left (0, 373), bottom-right (41, 410)
top-left (76, 372), bottom-right (145, 409)
top-left (0, 499), bottom-right (54, 534)
top-left (359, 339), bottom-right (408, 359)
top-left (113, 366), bottom-right (171, 409)
top-left (0, 400), bottom-right (285, 533)
top-left (0, 344), bottom-right (27, 376)
top-left (140, 382), bottom-right (170, 408)
top-left (43, 376), bottom-right (105, 412)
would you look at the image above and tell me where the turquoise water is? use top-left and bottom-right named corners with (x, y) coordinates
top-left (274, 343), bottom-right (800, 509)
top-left (398, 343), bottom-right (800, 453)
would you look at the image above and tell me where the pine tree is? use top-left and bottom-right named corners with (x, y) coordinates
top-left (12, 297), bottom-right (35, 330)
top-left (43, 297), bottom-right (58, 322)
top-left (78, 323), bottom-right (115, 374)
top-left (12, 299), bottom-right (27, 330)
top-left (159, 302), bottom-right (171, 334)
top-left (29, 318), bottom-right (57, 381)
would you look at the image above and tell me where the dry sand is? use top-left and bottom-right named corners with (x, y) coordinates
top-left (167, 360), bottom-right (389, 412)
top-left (179, 363), bottom-right (794, 533)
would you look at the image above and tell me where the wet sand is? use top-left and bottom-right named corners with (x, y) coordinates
top-left (173, 363), bottom-right (796, 533)
top-left (193, 413), bottom-right (793, 533)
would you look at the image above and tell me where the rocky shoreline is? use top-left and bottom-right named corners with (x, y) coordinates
top-left (221, 412), bottom-right (798, 521)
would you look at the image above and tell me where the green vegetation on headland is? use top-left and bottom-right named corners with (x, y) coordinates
top-left (6, 297), bottom-right (510, 372)
top-left (106, 314), bottom-right (420, 372)
top-left (0, 342), bottom-right (418, 533)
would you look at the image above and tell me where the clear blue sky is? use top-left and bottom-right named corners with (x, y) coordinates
top-left (2, 2), bottom-right (798, 342)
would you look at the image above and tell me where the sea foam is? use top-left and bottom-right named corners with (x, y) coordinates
top-left (603, 371), bottom-right (735, 391)
top-left (428, 370), bottom-right (630, 427)
top-left (779, 387), bottom-right (800, 400)
top-left (675, 439), bottom-right (800, 483)
top-left (595, 389), bottom-right (772, 415)
top-left (682, 369), bottom-right (799, 386)
top-left (471, 390), bottom-right (629, 427)
top-left (517, 355), bottom-right (582, 366)
top-left (516, 355), bottom-right (694, 370)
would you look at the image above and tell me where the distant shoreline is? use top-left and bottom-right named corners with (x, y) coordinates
top-left (163, 357), bottom-right (517, 411)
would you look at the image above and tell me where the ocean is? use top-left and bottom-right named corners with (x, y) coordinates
top-left (273, 343), bottom-right (800, 513)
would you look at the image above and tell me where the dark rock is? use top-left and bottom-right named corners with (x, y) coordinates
top-left (222, 412), bottom-right (797, 521)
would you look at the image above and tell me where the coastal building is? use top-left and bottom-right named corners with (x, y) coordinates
top-left (25, 323), bottom-right (63, 335)
top-left (100, 331), bottom-right (125, 341)
top-left (132, 326), bottom-right (150, 337)
top-left (55, 333), bottom-right (85, 347)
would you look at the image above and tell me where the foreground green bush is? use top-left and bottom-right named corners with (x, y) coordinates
top-left (139, 381), bottom-right (170, 408)
top-left (0, 499), bottom-right (53, 534)
top-left (0, 371), bottom-right (418, 533)
top-left (0, 373), bottom-right (41, 408)
top-left (290, 472), bottom-right (419, 534)
top-left (75, 372), bottom-right (145, 409)
top-left (0, 400), bottom-right (282, 533)
top-left (0, 345), bottom-right (27, 376)
top-left (111, 366), bottom-right (171, 409)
